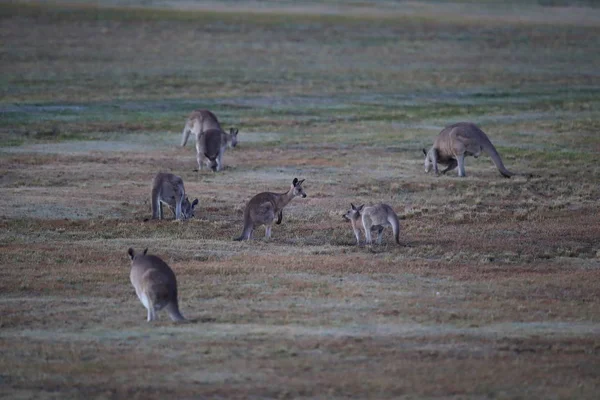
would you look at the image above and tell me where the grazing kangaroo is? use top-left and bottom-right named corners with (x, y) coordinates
top-left (151, 172), bottom-right (198, 220)
top-left (181, 109), bottom-right (221, 147)
top-left (234, 178), bottom-right (307, 241)
top-left (197, 128), bottom-right (223, 171)
top-left (127, 247), bottom-right (185, 322)
top-left (343, 203), bottom-right (401, 245)
top-left (423, 122), bottom-right (515, 178)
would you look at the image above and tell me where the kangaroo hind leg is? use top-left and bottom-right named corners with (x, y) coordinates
top-left (442, 159), bottom-right (458, 174)
top-left (175, 183), bottom-right (185, 220)
top-left (457, 154), bottom-right (466, 177)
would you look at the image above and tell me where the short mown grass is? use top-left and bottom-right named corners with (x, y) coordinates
top-left (1, 1), bottom-right (600, 399)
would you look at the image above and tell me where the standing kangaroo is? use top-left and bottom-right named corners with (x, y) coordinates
top-left (423, 122), bottom-right (515, 178)
top-left (234, 178), bottom-right (307, 241)
top-left (127, 247), bottom-right (186, 322)
top-left (343, 203), bottom-right (401, 245)
top-left (151, 172), bottom-right (198, 220)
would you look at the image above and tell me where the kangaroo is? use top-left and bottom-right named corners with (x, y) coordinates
top-left (343, 203), bottom-right (401, 245)
top-left (181, 110), bottom-right (240, 167)
top-left (234, 178), bottom-right (307, 241)
top-left (127, 248), bottom-right (185, 322)
top-left (181, 109), bottom-right (221, 147)
top-left (197, 128), bottom-right (224, 171)
top-left (212, 127), bottom-right (239, 171)
top-left (423, 122), bottom-right (515, 178)
top-left (151, 172), bottom-right (198, 220)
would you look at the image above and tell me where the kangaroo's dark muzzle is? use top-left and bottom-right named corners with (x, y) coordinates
top-left (302, 194), bottom-right (307, 198)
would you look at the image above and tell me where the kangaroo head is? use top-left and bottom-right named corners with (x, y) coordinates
top-left (291, 178), bottom-right (307, 198)
top-left (423, 148), bottom-right (432, 173)
top-left (343, 203), bottom-right (364, 222)
top-left (228, 128), bottom-right (239, 148)
top-left (128, 247), bottom-right (148, 261)
top-left (181, 197), bottom-right (199, 220)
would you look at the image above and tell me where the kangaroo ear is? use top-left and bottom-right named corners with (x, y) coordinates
top-left (192, 199), bottom-right (199, 208)
top-left (351, 203), bottom-right (356, 210)
top-left (128, 248), bottom-right (135, 260)
top-left (297, 179), bottom-right (305, 186)
top-left (358, 204), bottom-right (365, 211)
top-left (292, 178), bottom-right (298, 186)
top-left (422, 148), bottom-right (427, 156)
top-left (143, 248), bottom-right (148, 255)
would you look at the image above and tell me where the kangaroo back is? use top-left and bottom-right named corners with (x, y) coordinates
top-left (181, 110), bottom-right (221, 147)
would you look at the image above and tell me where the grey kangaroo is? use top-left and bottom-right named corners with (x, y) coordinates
top-left (234, 178), bottom-right (307, 241)
top-left (198, 128), bottom-right (223, 171)
top-left (197, 127), bottom-right (238, 172)
top-left (151, 172), bottom-right (198, 220)
top-left (127, 247), bottom-right (186, 322)
top-left (343, 203), bottom-right (401, 245)
top-left (181, 110), bottom-right (240, 172)
top-left (180, 109), bottom-right (221, 147)
top-left (423, 122), bottom-right (515, 178)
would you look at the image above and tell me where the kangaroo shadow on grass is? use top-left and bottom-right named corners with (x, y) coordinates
top-left (170, 316), bottom-right (216, 324)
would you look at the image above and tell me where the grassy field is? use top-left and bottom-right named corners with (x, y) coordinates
top-left (1, 0), bottom-right (600, 398)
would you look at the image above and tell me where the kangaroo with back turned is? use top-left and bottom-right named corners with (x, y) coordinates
top-left (151, 172), bottom-right (198, 220)
top-left (423, 122), bottom-right (515, 178)
top-left (127, 247), bottom-right (186, 322)
top-left (180, 109), bottom-right (239, 171)
top-left (234, 178), bottom-right (307, 241)
top-left (343, 203), bottom-right (401, 246)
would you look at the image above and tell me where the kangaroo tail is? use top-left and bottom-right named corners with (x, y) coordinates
top-left (166, 301), bottom-right (186, 322)
top-left (151, 186), bottom-right (160, 219)
top-left (483, 141), bottom-right (514, 178)
top-left (181, 121), bottom-right (192, 147)
top-left (388, 213), bottom-right (401, 245)
top-left (234, 222), bottom-right (252, 241)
